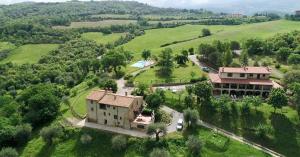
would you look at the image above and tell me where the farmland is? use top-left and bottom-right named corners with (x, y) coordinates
top-left (53, 20), bottom-right (137, 29)
top-left (0, 44), bottom-right (59, 64)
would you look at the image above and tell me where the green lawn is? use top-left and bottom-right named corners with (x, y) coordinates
top-left (81, 32), bottom-right (125, 45)
top-left (0, 44), bottom-right (59, 64)
top-left (122, 20), bottom-right (300, 60)
top-left (134, 62), bottom-right (205, 85)
top-left (20, 127), bottom-right (269, 157)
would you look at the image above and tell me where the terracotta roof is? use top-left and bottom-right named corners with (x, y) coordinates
top-left (86, 90), bottom-right (106, 101)
top-left (98, 94), bottom-right (135, 108)
top-left (209, 73), bottom-right (274, 86)
top-left (219, 67), bottom-right (272, 74)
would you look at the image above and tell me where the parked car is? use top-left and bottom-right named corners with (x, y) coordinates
top-left (176, 118), bottom-right (184, 130)
top-left (202, 67), bottom-right (210, 72)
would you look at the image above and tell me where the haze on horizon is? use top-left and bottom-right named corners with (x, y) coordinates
top-left (1, 0), bottom-right (300, 14)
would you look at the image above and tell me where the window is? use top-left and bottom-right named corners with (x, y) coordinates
top-left (120, 117), bottom-right (122, 120)
top-left (109, 113), bottom-right (110, 116)
top-left (113, 107), bottom-right (116, 110)
top-left (103, 112), bottom-right (106, 116)
top-left (107, 105), bottom-right (110, 108)
top-left (137, 125), bottom-right (145, 129)
top-left (227, 73), bottom-right (233, 77)
top-left (90, 107), bottom-right (94, 111)
top-left (99, 104), bottom-right (106, 110)
top-left (114, 115), bottom-right (118, 119)
top-left (240, 74), bottom-right (245, 77)
top-left (249, 74), bottom-right (253, 77)
top-left (263, 74), bottom-right (266, 77)
top-left (90, 100), bottom-right (93, 104)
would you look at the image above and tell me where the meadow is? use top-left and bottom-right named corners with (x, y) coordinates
top-left (81, 32), bottom-right (125, 45)
top-left (0, 42), bottom-right (15, 51)
top-left (122, 20), bottom-right (300, 60)
top-left (53, 20), bottom-right (137, 29)
top-left (0, 44), bottom-right (59, 64)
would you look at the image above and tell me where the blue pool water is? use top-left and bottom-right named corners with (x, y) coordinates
top-left (131, 61), bottom-right (146, 68)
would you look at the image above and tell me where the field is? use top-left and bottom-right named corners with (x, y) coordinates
top-left (134, 62), bottom-right (205, 85)
top-left (0, 42), bottom-right (15, 51)
top-left (122, 20), bottom-right (300, 60)
top-left (0, 44), bottom-right (59, 64)
top-left (81, 32), bottom-right (125, 45)
top-left (53, 20), bottom-right (137, 29)
top-left (20, 127), bottom-right (269, 157)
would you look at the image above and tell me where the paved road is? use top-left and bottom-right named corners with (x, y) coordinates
top-left (188, 55), bottom-right (218, 73)
top-left (161, 106), bottom-right (183, 133)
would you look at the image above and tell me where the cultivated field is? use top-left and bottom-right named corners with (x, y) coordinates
top-left (0, 44), bottom-right (59, 64)
top-left (81, 32), bottom-right (125, 44)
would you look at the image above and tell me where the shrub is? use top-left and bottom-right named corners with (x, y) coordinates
top-left (275, 63), bottom-right (281, 69)
top-left (112, 135), bottom-right (127, 151)
top-left (149, 148), bottom-right (170, 157)
top-left (0, 147), bottom-right (18, 157)
top-left (15, 124), bottom-right (32, 146)
top-left (202, 28), bottom-right (211, 37)
top-left (124, 74), bottom-right (133, 80)
top-left (80, 134), bottom-right (92, 145)
top-left (40, 125), bottom-right (63, 145)
top-left (186, 135), bottom-right (202, 156)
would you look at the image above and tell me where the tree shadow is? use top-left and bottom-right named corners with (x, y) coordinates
top-left (270, 113), bottom-right (300, 157)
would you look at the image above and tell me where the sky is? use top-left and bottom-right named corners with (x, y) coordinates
top-left (0, 0), bottom-right (299, 14)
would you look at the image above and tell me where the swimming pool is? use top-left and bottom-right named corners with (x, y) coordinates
top-left (131, 60), bottom-right (154, 68)
top-left (131, 61), bottom-right (146, 68)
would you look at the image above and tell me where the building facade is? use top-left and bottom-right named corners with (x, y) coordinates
top-left (208, 67), bottom-right (281, 98)
top-left (86, 90), bottom-right (154, 130)
top-left (296, 10), bottom-right (300, 16)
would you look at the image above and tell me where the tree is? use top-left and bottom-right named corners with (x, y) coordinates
top-left (134, 83), bottom-right (148, 96)
top-left (18, 84), bottom-right (61, 126)
top-left (101, 49), bottom-right (126, 75)
top-left (239, 51), bottom-right (249, 66)
top-left (202, 28), bottom-right (211, 37)
top-left (276, 47), bottom-right (291, 63)
top-left (149, 148), bottom-right (170, 157)
top-left (288, 53), bottom-right (300, 65)
top-left (243, 38), bottom-right (264, 55)
top-left (283, 70), bottom-right (300, 86)
top-left (184, 95), bottom-right (194, 108)
top-left (157, 48), bottom-right (174, 77)
top-left (198, 43), bottom-right (216, 59)
top-left (183, 108), bottom-right (199, 128)
top-left (174, 54), bottom-right (188, 65)
top-left (145, 93), bottom-right (163, 110)
top-left (223, 50), bottom-right (233, 66)
top-left (268, 88), bottom-right (288, 112)
top-left (146, 123), bottom-right (167, 141)
top-left (288, 83), bottom-right (300, 113)
top-left (230, 41), bottom-right (240, 50)
top-left (186, 85), bottom-right (194, 95)
top-left (193, 81), bottom-right (213, 105)
top-left (102, 79), bottom-right (118, 93)
top-left (243, 96), bottom-right (262, 111)
top-left (186, 135), bottom-right (202, 156)
top-left (142, 49), bottom-right (151, 60)
top-left (111, 135), bottom-right (127, 151)
top-left (0, 147), bottom-right (18, 157)
top-left (40, 125), bottom-right (63, 145)
top-left (188, 47), bottom-right (194, 55)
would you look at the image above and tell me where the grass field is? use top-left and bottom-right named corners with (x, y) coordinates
top-left (0, 44), bottom-right (59, 64)
top-left (53, 20), bottom-right (137, 29)
top-left (0, 42), bottom-right (15, 51)
top-left (134, 62), bottom-right (205, 85)
top-left (122, 20), bottom-right (300, 60)
top-left (20, 126), bottom-right (269, 157)
top-left (81, 32), bottom-right (125, 45)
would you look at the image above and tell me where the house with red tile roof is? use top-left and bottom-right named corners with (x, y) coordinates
top-left (208, 67), bottom-right (281, 98)
top-left (86, 90), bottom-right (154, 131)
